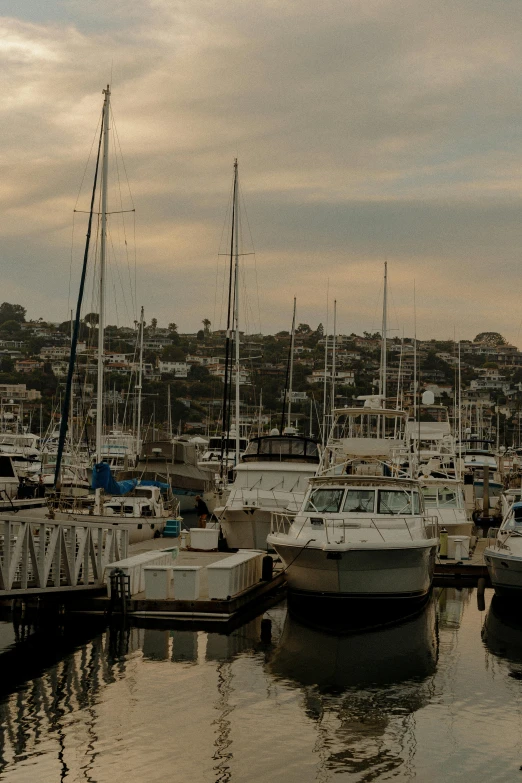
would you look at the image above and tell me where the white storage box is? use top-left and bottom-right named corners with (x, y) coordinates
top-left (189, 528), bottom-right (219, 551)
top-left (105, 548), bottom-right (178, 596)
top-left (172, 566), bottom-right (201, 600)
top-left (207, 550), bottom-right (263, 600)
top-left (144, 565), bottom-right (175, 600)
top-left (447, 535), bottom-right (470, 561)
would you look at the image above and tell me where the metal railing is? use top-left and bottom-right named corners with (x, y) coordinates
top-left (0, 516), bottom-right (128, 596)
top-left (269, 512), bottom-right (439, 545)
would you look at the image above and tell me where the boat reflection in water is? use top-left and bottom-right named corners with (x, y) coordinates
top-left (267, 601), bottom-right (438, 779)
top-left (482, 595), bottom-right (522, 678)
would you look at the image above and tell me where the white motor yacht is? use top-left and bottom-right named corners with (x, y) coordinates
top-left (214, 432), bottom-right (321, 550)
top-left (484, 502), bottom-right (522, 596)
top-left (267, 406), bottom-right (438, 607)
top-left (420, 479), bottom-right (473, 538)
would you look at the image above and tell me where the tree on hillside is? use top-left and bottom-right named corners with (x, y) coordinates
top-left (202, 319), bottom-right (211, 336)
top-left (161, 344), bottom-right (186, 362)
top-left (84, 312), bottom-right (99, 328)
top-left (315, 323), bottom-right (324, 337)
top-left (168, 322), bottom-right (178, 333)
top-left (474, 332), bottom-right (506, 346)
top-left (151, 318), bottom-right (158, 331)
top-left (0, 303), bottom-right (26, 324)
top-left (0, 320), bottom-right (22, 334)
top-left (296, 323), bottom-right (311, 334)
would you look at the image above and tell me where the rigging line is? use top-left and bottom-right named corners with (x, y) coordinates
top-left (213, 179), bottom-right (234, 332)
top-left (66, 208), bottom-right (76, 324)
top-left (110, 108), bottom-right (136, 320)
top-left (112, 107), bottom-right (138, 323)
top-left (73, 209), bottom-right (135, 215)
top-left (239, 182), bottom-right (262, 335)
top-left (108, 226), bottom-right (132, 325)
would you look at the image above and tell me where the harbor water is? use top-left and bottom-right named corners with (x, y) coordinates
top-left (1, 588), bottom-right (522, 781)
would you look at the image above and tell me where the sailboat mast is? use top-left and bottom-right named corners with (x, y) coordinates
top-left (380, 261), bottom-right (387, 403)
top-left (331, 299), bottom-right (337, 416)
top-left (287, 297), bottom-right (296, 431)
top-left (233, 162), bottom-right (241, 466)
top-left (96, 85), bottom-right (110, 466)
top-left (136, 305), bottom-right (144, 455)
top-left (220, 159), bottom-right (237, 477)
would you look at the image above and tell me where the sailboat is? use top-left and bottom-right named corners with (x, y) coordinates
top-left (34, 86), bottom-right (177, 542)
top-left (215, 293), bottom-right (321, 549)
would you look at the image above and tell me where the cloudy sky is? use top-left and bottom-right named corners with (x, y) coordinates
top-left (1, 0), bottom-right (522, 341)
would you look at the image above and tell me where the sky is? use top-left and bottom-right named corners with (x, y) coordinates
top-left (1, 0), bottom-right (522, 342)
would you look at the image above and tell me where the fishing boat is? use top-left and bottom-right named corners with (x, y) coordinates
top-left (484, 502), bottom-right (522, 596)
top-left (267, 404), bottom-right (438, 609)
top-left (215, 430), bottom-right (320, 549)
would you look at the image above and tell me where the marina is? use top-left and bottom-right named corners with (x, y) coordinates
top-left (3, 1), bottom-right (522, 780)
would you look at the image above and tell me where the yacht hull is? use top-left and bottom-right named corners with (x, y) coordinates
top-left (270, 537), bottom-right (437, 600)
top-left (484, 548), bottom-right (522, 596)
top-left (219, 508), bottom-right (293, 550)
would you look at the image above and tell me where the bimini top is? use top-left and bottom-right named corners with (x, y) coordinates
top-left (241, 435), bottom-right (320, 464)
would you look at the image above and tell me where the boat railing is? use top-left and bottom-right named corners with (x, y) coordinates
top-left (269, 513), bottom-right (439, 544)
top-left (486, 527), bottom-right (500, 547)
top-left (270, 511), bottom-right (296, 536)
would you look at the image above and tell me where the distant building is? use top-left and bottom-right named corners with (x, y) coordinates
top-left (0, 383), bottom-right (41, 401)
top-left (15, 360), bottom-right (44, 374)
top-left (157, 361), bottom-right (189, 378)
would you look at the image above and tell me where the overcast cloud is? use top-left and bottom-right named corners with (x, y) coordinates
top-left (1, 0), bottom-right (522, 341)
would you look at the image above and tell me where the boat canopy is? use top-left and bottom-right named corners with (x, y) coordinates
top-left (92, 462), bottom-right (170, 495)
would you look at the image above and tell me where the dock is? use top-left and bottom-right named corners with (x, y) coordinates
top-left (68, 538), bottom-right (287, 627)
top-left (434, 538), bottom-right (489, 583)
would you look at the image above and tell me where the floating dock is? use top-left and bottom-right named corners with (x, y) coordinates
top-left (69, 540), bottom-right (287, 627)
top-left (434, 538), bottom-right (489, 583)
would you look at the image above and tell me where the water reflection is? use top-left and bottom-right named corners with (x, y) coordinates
top-left (482, 595), bottom-right (522, 678)
top-left (267, 601), bottom-right (438, 779)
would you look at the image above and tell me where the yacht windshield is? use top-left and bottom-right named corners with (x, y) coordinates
top-left (378, 490), bottom-right (420, 515)
top-left (343, 489), bottom-right (375, 513)
top-left (422, 487), bottom-right (459, 508)
top-left (304, 489), bottom-right (344, 513)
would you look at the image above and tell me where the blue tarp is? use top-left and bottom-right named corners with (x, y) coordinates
top-left (91, 463), bottom-right (170, 496)
top-left (92, 462), bottom-right (137, 495)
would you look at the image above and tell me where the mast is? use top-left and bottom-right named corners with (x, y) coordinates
top-left (167, 383), bottom-right (172, 440)
top-left (233, 161), bottom-right (241, 466)
top-left (331, 299), bottom-right (337, 417)
top-left (136, 305), bottom-right (144, 455)
top-left (322, 282), bottom-right (329, 447)
top-left (413, 279), bottom-right (417, 423)
top-left (380, 261), bottom-right (387, 403)
top-left (220, 159), bottom-right (238, 477)
top-left (53, 89), bottom-right (104, 490)
top-left (287, 297), bottom-right (296, 430)
top-left (94, 84), bottom-right (110, 514)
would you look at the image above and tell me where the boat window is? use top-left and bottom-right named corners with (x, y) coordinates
top-left (304, 488), bottom-right (344, 513)
top-left (306, 441), bottom-right (319, 457)
top-left (421, 489), bottom-right (438, 508)
top-left (0, 456), bottom-right (16, 478)
top-left (342, 489), bottom-right (375, 513)
top-left (438, 488), bottom-right (458, 508)
top-left (378, 490), bottom-right (415, 515)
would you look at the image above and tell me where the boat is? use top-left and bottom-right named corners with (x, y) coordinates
top-left (267, 404), bottom-right (438, 609)
top-left (408, 406), bottom-right (474, 540)
top-left (484, 501), bottom-right (522, 596)
top-left (215, 430), bottom-right (321, 549)
top-left (118, 437), bottom-right (216, 512)
top-left (40, 86), bottom-right (175, 543)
